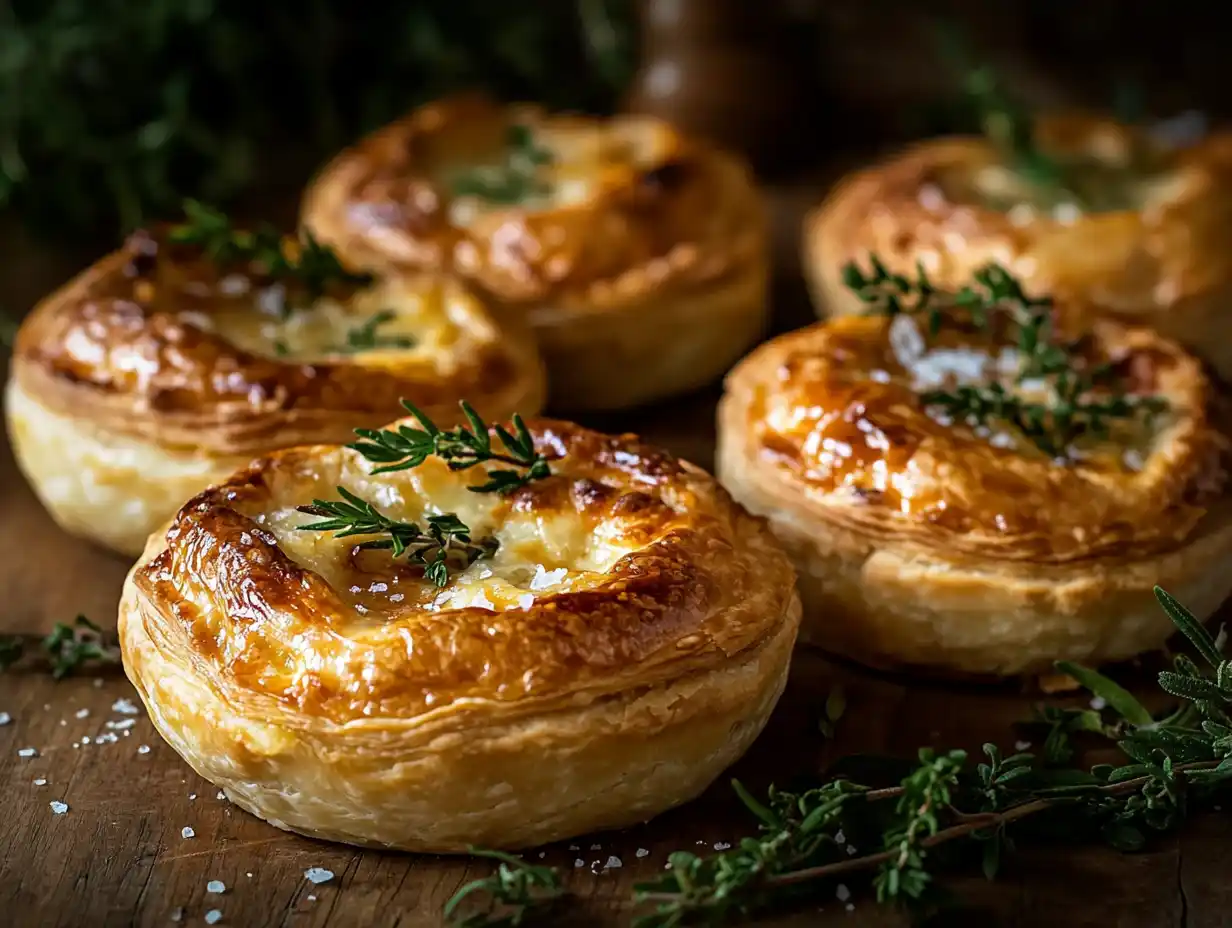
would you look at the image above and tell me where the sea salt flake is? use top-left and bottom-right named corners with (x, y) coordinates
top-left (0, 712), bottom-right (10, 725)
top-left (1015, 740), bottom-right (1032, 751)
top-left (836, 884), bottom-right (851, 902)
top-left (107, 719), bottom-right (137, 730)
top-left (182, 826), bottom-right (195, 839)
top-left (713, 842), bottom-right (731, 851)
top-left (18, 747), bottom-right (37, 757)
top-left (207, 880), bottom-right (226, 894)
top-left (171, 906), bottom-right (185, 922)
top-left (112, 698), bottom-right (140, 715)
top-left (304, 867), bottom-right (334, 885)
top-left (204, 910), bottom-right (222, 925)
top-left (589, 843), bottom-right (602, 850)
top-left (846, 903), bottom-right (856, 912)
top-left (574, 859), bottom-right (584, 868)
top-left (604, 856), bottom-right (622, 869)
top-left (307, 895), bottom-right (316, 902)
top-left (189, 794), bottom-right (197, 800)
top-left (81, 736), bottom-right (92, 745)
top-left (75, 708), bottom-right (90, 719)
top-left (217, 791), bottom-right (228, 801)
top-left (138, 745), bottom-right (151, 755)
top-left (1090, 696), bottom-right (1108, 711)
top-left (34, 778), bottom-right (47, 786)
top-left (636, 848), bottom-right (649, 858)
top-left (50, 801), bottom-right (69, 814)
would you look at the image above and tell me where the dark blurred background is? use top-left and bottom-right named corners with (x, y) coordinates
top-left (1, 0), bottom-right (1227, 314)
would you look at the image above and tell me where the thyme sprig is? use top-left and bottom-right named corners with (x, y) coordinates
top-left (450, 124), bottom-right (554, 204)
top-left (444, 847), bottom-right (565, 927)
top-left (296, 488), bottom-right (497, 587)
top-left (350, 400), bottom-right (551, 494)
top-left (336, 310), bottom-right (416, 354)
top-left (0, 616), bottom-right (120, 679)
top-left (844, 255), bottom-right (1167, 457)
top-left (624, 586), bottom-right (1232, 925)
top-left (168, 200), bottom-right (375, 307)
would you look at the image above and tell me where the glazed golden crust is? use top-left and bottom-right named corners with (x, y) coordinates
top-left (716, 314), bottom-right (1232, 675)
top-left (301, 96), bottom-right (769, 410)
top-left (119, 418), bottom-right (801, 849)
top-left (805, 115), bottom-right (1232, 378)
top-left (11, 230), bottom-right (544, 453)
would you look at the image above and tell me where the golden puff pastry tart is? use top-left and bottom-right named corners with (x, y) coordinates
top-left (300, 95), bottom-right (769, 411)
top-left (6, 207), bottom-right (545, 558)
top-left (118, 411), bottom-right (801, 851)
top-left (717, 262), bottom-right (1232, 677)
top-left (805, 113), bottom-right (1232, 379)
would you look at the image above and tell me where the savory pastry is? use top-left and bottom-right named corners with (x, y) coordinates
top-left (118, 407), bottom-right (800, 851)
top-left (717, 259), bottom-right (1232, 676)
top-left (804, 113), bottom-right (1232, 379)
top-left (300, 95), bottom-right (769, 411)
top-left (6, 203), bottom-right (545, 557)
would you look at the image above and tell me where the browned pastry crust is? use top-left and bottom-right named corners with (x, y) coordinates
top-left (300, 95), bottom-right (769, 410)
top-left (6, 228), bottom-right (545, 555)
top-left (716, 313), bottom-right (1232, 676)
top-left (805, 114), bottom-right (1232, 379)
top-left (118, 418), bottom-right (801, 850)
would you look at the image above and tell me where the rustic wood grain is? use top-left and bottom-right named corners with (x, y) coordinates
top-left (2, 181), bottom-right (1231, 928)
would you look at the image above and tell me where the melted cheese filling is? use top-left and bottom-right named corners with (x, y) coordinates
top-left (182, 278), bottom-right (480, 365)
top-left (246, 460), bottom-right (640, 621)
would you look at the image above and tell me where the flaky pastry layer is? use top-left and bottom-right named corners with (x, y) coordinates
top-left (6, 230), bottom-right (545, 555)
top-left (716, 315), bottom-right (1232, 675)
top-left (119, 418), bottom-right (801, 849)
top-left (805, 114), bottom-right (1232, 379)
top-left (300, 95), bottom-right (769, 410)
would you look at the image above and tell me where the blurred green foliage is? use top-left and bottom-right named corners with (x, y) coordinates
top-left (0, 0), bottom-right (635, 239)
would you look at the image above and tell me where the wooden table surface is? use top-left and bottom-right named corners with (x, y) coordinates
top-left (2, 184), bottom-right (1231, 928)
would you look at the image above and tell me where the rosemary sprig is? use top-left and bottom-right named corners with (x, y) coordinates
top-left (350, 400), bottom-right (551, 494)
top-left (335, 310), bottom-right (415, 353)
top-left (0, 616), bottom-right (120, 679)
top-left (630, 586), bottom-right (1232, 925)
top-left (296, 488), bottom-right (497, 587)
top-left (450, 124), bottom-right (554, 204)
top-left (168, 200), bottom-right (375, 305)
top-left (444, 847), bottom-right (565, 927)
top-left (844, 255), bottom-right (1167, 457)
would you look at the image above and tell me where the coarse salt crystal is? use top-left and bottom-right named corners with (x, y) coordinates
top-left (836, 884), bottom-right (851, 902)
top-left (50, 801), bottom-right (68, 814)
top-left (75, 708), bottom-right (90, 719)
top-left (574, 859), bottom-right (584, 868)
top-left (713, 842), bottom-right (731, 851)
top-left (137, 745), bottom-right (151, 755)
top-left (304, 867), bottom-right (334, 885)
top-left (1090, 696), bottom-right (1108, 711)
top-left (34, 778), bottom-right (47, 786)
top-left (204, 910), bottom-right (222, 925)
top-left (307, 895), bottom-right (316, 902)
top-left (18, 747), bottom-right (37, 757)
top-left (81, 737), bottom-right (92, 745)
top-left (636, 848), bottom-right (649, 858)
top-left (189, 794), bottom-right (197, 801)
top-left (604, 856), bottom-right (622, 869)
top-left (107, 719), bottom-right (137, 730)
top-left (1015, 740), bottom-right (1032, 751)
top-left (182, 827), bottom-right (195, 839)
top-left (834, 829), bottom-right (846, 845)
top-left (538, 852), bottom-right (545, 858)
top-left (0, 712), bottom-right (10, 725)
top-left (589, 843), bottom-right (602, 850)
top-left (207, 880), bottom-right (226, 894)
top-left (846, 903), bottom-right (856, 912)
top-left (112, 698), bottom-right (140, 715)
top-left (171, 906), bottom-right (184, 922)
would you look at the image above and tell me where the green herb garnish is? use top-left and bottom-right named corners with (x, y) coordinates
top-left (843, 254), bottom-right (1167, 458)
top-left (295, 488), bottom-right (497, 587)
top-left (336, 310), bottom-right (415, 353)
top-left (444, 847), bottom-right (565, 927)
top-left (0, 616), bottom-right (120, 679)
top-left (450, 124), bottom-right (553, 204)
top-left (350, 400), bottom-right (551, 494)
top-left (168, 200), bottom-right (375, 307)
top-left (627, 587), bottom-right (1232, 924)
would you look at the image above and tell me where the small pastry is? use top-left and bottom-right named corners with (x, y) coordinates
top-left (118, 408), bottom-right (800, 850)
top-left (804, 113), bottom-right (1232, 379)
top-left (300, 95), bottom-right (769, 411)
top-left (6, 204), bottom-right (545, 557)
top-left (717, 259), bottom-right (1232, 676)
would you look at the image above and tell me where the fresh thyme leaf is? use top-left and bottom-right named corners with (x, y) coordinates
top-left (844, 254), bottom-right (1168, 458)
top-left (445, 847), bottom-right (564, 927)
top-left (628, 588), bottom-right (1232, 926)
top-left (167, 200), bottom-right (375, 306)
top-left (450, 124), bottom-right (554, 204)
top-left (336, 310), bottom-right (415, 353)
top-left (0, 616), bottom-right (119, 678)
top-left (349, 400), bottom-right (551, 494)
top-left (295, 489), bottom-right (497, 587)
